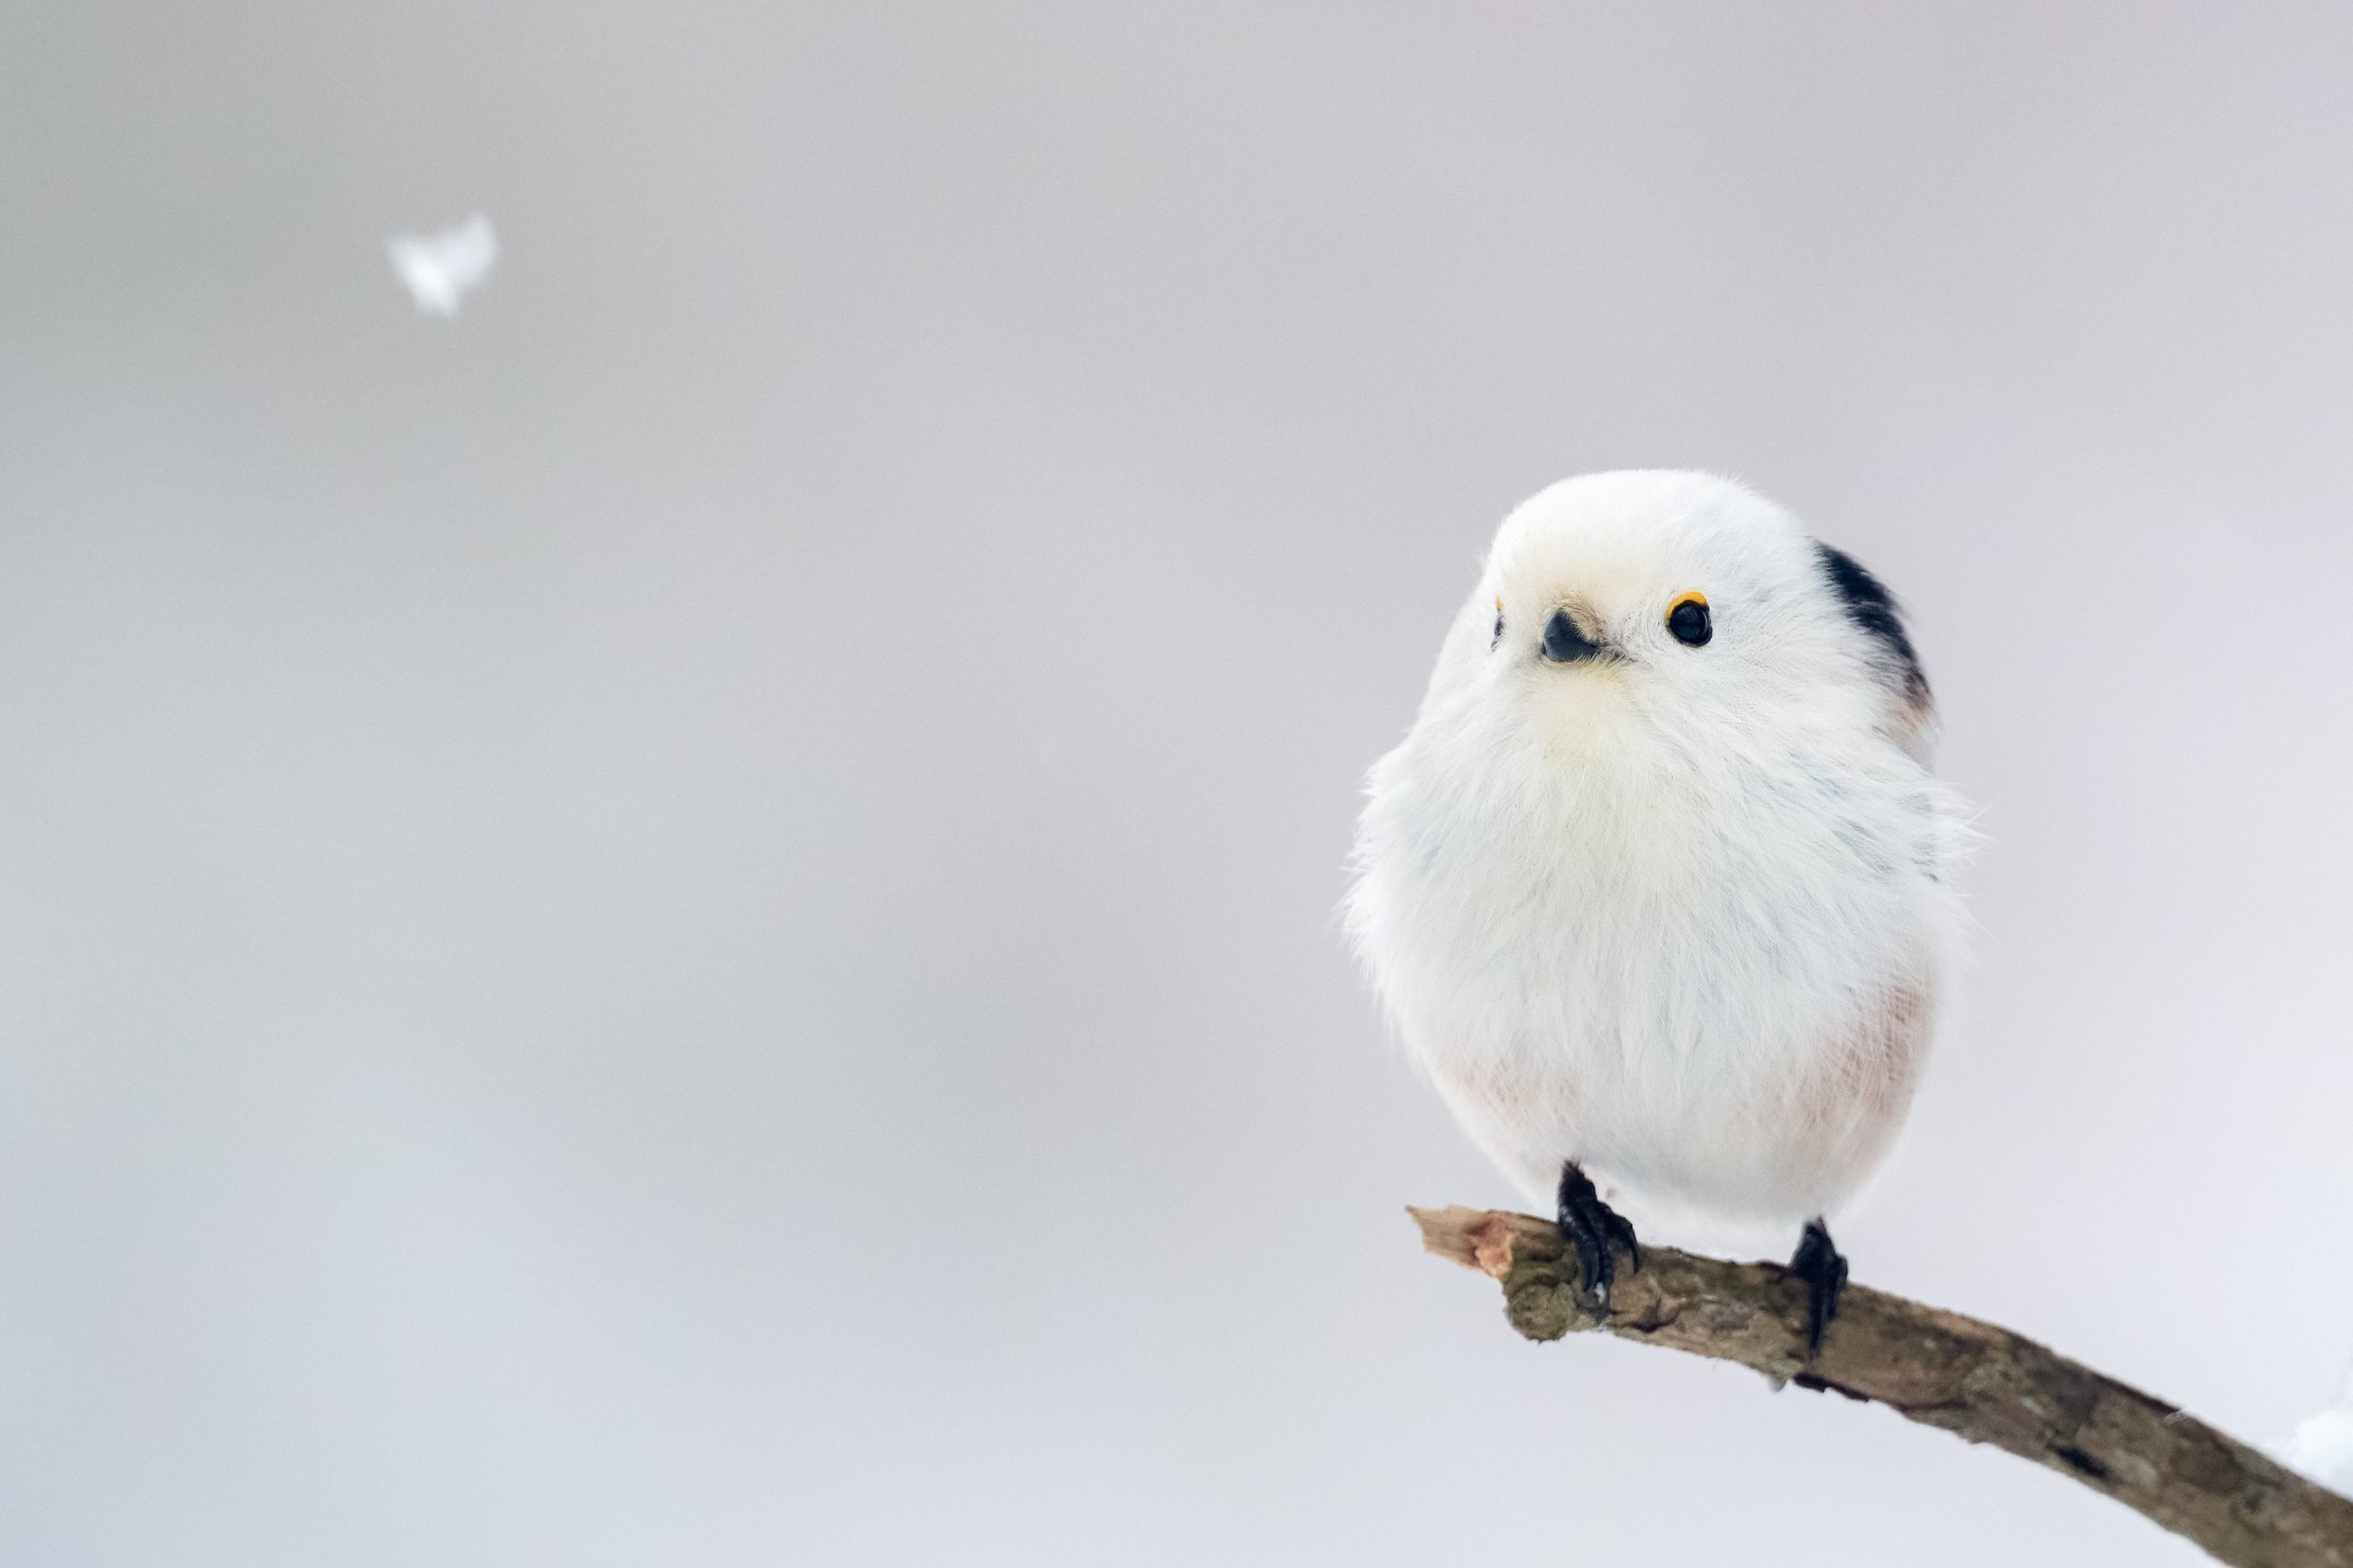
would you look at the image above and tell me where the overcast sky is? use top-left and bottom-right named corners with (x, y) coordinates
top-left (4, 5), bottom-right (2351, 1563)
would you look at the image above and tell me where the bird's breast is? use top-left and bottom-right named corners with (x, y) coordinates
top-left (1360, 724), bottom-right (1956, 1094)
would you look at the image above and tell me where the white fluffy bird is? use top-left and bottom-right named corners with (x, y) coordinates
top-left (1347, 471), bottom-right (1969, 1350)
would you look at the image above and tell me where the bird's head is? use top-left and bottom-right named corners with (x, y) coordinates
top-left (1426, 471), bottom-right (1928, 763)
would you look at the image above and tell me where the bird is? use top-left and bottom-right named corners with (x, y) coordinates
top-left (1346, 470), bottom-right (1969, 1353)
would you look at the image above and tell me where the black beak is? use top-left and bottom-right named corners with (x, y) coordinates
top-left (1540, 607), bottom-right (1606, 664)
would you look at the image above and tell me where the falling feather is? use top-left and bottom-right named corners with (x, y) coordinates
top-left (388, 214), bottom-right (498, 317)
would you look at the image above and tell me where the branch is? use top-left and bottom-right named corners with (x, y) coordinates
top-left (1410, 1205), bottom-right (2353, 1568)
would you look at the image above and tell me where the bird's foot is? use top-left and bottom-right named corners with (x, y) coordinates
top-left (1784, 1219), bottom-right (1848, 1359)
top-left (1555, 1163), bottom-right (1641, 1311)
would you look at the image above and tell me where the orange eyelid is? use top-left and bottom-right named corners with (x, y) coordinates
top-left (1665, 590), bottom-right (1708, 621)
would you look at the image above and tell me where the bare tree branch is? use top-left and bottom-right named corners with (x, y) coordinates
top-left (1410, 1205), bottom-right (2353, 1568)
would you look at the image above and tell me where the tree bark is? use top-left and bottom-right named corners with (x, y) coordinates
top-left (1410, 1205), bottom-right (2353, 1568)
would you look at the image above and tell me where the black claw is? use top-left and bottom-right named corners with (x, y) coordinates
top-left (1785, 1219), bottom-right (1849, 1358)
top-left (1604, 1205), bottom-right (1642, 1274)
top-left (1555, 1163), bottom-right (1641, 1311)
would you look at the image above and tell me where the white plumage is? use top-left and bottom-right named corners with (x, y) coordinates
top-left (1347, 471), bottom-right (1969, 1333)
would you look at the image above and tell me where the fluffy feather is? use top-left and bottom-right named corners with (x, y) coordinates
top-left (388, 214), bottom-right (498, 318)
top-left (1347, 471), bottom-right (1970, 1232)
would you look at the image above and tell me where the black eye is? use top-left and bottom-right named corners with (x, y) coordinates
top-left (1490, 598), bottom-right (1505, 651)
top-left (1665, 594), bottom-right (1711, 647)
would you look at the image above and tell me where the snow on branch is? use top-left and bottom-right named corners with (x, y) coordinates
top-left (2282, 1370), bottom-right (2353, 1499)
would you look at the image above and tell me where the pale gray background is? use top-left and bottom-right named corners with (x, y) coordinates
top-left (3, 4), bottom-right (2350, 1564)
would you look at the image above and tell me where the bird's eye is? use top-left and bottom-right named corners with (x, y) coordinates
top-left (1491, 597), bottom-right (1505, 651)
top-left (1665, 592), bottom-right (1711, 647)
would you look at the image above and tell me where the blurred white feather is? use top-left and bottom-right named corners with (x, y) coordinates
top-left (388, 214), bottom-right (498, 317)
top-left (2276, 1368), bottom-right (2353, 1496)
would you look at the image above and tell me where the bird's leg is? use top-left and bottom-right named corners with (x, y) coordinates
top-left (1554, 1162), bottom-right (1641, 1310)
top-left (1785, 1218), bottom-right (1849, 1358)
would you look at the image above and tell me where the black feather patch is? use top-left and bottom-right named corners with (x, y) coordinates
top-left (1815, 542), bottom-right (1929, 709)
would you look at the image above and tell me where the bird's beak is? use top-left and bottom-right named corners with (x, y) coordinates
top-left (1540, 607), bottom-right (1607, 664)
